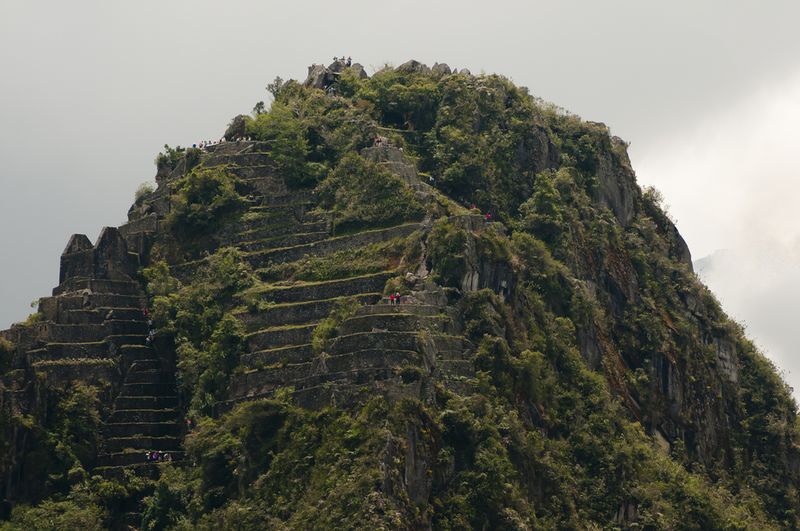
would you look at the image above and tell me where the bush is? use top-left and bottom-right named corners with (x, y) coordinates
top-left (311, 298), bottom-right (360, 354)
top-left (167, 167), bottom-right (246, 240)
top-left (316, 152), bottom-right (424, 232)
top-left (143, 249), bottom-right (255, 416)
top-left (247, 102), bottom-right (317, 187)
top-left (134, 182), bottom-right (155, 204)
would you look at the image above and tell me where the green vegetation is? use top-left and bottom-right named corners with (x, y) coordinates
top-left (311, 298), bottom-right (359, 354)
top-left (247, 103), bottom-right (322, 187)
top-left (0, 383), bottom-right (111, 525)
top-left (134, 182), bottom-right (155, 204)
top-left (316, 152), bottom-right (424, 232)
top-left (144, 248), bottom-right (254, 416)
top-left (259, 233), bottom-right (419, 283)
top-left (166, 167), bottom-right (247, 241)
top-left (427, 219), bottom-right (468, 288)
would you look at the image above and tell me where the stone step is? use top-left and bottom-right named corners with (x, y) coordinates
top-left (232, 349), bottom-right (425, 399)
top-left (114, 395), bottom-right (179, 410)
top-left (63, 307), bottom-right (144, 325)
top-left (438, 360), bottom-right (475, 379)
top-left (222, 220), bottom-right (329, 246)
top-left (28, 341), bottom-right (112, 363)
top-left (97, 450), bottom-right (184, 467)
top-left (103, 435), bottom-right (182, 453)
top-left (31, 359), bottom-right (118, 383)
top-left (239, 174), bottom-right (287, 194)
top-left (121, 382), bottom-right (176, 397)
top-left (229, 363), bottom-right (314, 398)
top-left (121, 345), bottom-right (156, 365)
top-left (45, 292), bottom-right (144, 311)
top-left (234, 209), bottom-right (328, 234)
top-left (338, 313), bottom-right (453, 335)
top-left (230, 351), bottom-right (425, 401)
top-left (245, 223), bottom-right (421, 268)
top-left (290, 377), bottom-right (422, 410)
top-left (240, 343), bottom-right (313, 369)
top-left (322, 349), bottom-right (422, 374)
top-left (204, 152), bottom-right (273, 167)
top-left (328, 331), bottom-right (468, 356)
top-left (251, 271), bottom-right (394, 305)
top-left (204, 140), bottom-right (268, 154)
top-left (128, 359), bottom-right (162, 371)
top-left (246, 323), bottom-right (317, 352)
top-left (237, 231), bottom-right (329, 253)
top-left (236, 294), bottom-right (381, 331)
top-left (52, 278), bottom-right (142, 296)
top-left (119, 213), bottom-right (159, 237)
top-left (354, 303), bottom-right (446, 318)
top-left (104, 422), bottom-right (180, 438)
top-left (247, 202), bottom-right (315, 215)
top-left (436, 349), bottom-right (474, 361)
top-left (255, 190), bottom-right (315, 207)
top-left (108, 408), bottom-right (179, 423)
top-left (44, 320), bottom-right (148, 342)
top-left (124, 369), bottom-right (174, 384)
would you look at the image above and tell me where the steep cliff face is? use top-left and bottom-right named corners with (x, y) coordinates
top-left (1, 59), bottom-right (798, 529)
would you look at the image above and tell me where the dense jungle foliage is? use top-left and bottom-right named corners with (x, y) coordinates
top-left (3, 62), bottom-right (799, 529)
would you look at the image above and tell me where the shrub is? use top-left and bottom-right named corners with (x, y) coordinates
top-left (247, 102), bottom-right (316, 187)
top-left (311, 298), bottom-right (360, 354)
top-left (134, 182), bottom-right (155, 204)
top-left (167, 167), bottom-right (246, 240)
top-left (316, 152), bottom-right (424, 232)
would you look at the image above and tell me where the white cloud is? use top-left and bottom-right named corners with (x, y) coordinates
top-left (632, 70), bottom-right (800, 399)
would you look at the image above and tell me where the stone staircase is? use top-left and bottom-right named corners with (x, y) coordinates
top-left (95, 350), bottom-right (182, 479)
top-left (28, 273), bottom-right (181, 482)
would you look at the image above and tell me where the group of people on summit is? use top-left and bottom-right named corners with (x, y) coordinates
top-left (333, 56), bottom-right (352, 66)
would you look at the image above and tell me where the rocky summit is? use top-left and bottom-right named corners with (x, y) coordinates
top-left (1, 59), bottom-right (798, 530)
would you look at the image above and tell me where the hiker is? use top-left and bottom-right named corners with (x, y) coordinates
top-left (484, 213), bottom-right (492, 221)
top-left (389, 293), bottom-right (395, 305)
top-left (395, 292), bottom-right (401, 305)
top-left (346, 56), bottom-right (352, 67)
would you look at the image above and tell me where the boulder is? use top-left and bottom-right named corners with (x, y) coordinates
top-left (396, 60), bottom-right (431, 75)
top-left (350, 63), bottom-right (369, 79)
top-left (303, 64), bottom-right (330, 89)
top-left (431, 62), bottom-right (452, 76)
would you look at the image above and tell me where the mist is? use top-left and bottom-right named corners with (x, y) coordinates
top-left (634, 69), bottom-right (800, 397)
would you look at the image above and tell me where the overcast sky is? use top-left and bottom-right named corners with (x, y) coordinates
top-left (1, 1), bottom-right (799, 395)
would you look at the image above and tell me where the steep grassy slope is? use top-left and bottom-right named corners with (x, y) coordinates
top-left (1, 59), bottom-right (798, 530)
